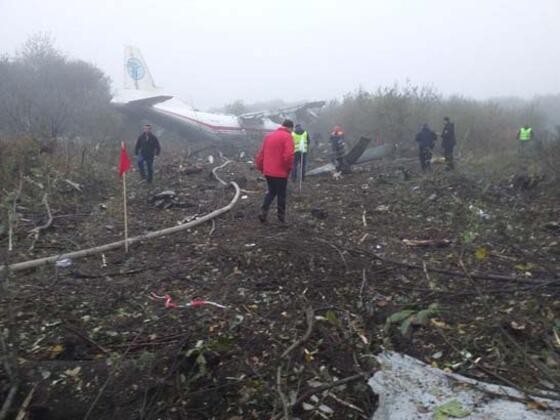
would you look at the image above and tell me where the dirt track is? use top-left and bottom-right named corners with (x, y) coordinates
top-left (1, 151), bottom-right (560, 419)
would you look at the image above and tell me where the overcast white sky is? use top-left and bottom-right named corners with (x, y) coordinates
top-left (1, 0), bottom-right (559, 109)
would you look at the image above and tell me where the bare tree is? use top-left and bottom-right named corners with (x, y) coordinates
top-left (0, 33), bottom-right (115, 142)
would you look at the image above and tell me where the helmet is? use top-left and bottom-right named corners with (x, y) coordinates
top-left (332, 125), bottom-right (344, 136)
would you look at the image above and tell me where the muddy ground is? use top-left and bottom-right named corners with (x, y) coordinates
top-left (1, 146), bottom-right (560, 419)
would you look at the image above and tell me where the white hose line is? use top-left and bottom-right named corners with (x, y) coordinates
top-left (212, 160), bottom-right (231, 186)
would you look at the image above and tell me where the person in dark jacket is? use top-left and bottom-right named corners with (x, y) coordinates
top-left (441, 117), bottom-right (456, 170)
top-left (135, 124), bottom-right (161, 183)
top-left (256, 119), bottom-right (295, 224)
top-left (415, 123), bottom-right (437, 172)
top-left (330, 125), bottom-right (348, 173)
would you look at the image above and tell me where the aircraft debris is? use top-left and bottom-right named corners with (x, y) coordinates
top-left (370, 351), bottom-right (560, 420)
top-left (308, 142), bottom-right (394, 176)
top-left (150, 190), bottom-right (194, 209)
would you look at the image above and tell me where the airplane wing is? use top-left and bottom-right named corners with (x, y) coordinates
top-left (239, 101), bottom-right (326, 123)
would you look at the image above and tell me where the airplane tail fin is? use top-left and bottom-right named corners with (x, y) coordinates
top-left (123, 46), bottom-right (157, 90)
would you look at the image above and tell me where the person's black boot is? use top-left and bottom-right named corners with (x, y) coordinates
top-left (258, 211), bottom-right (267, 224)
top-left (277, 215), bottom-right (288, 227)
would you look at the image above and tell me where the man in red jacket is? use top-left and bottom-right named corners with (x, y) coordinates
top-left (256, 119), bottom-right (295, 224)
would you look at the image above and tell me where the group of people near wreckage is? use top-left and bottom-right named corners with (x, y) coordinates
top-left (133, 119), bottom-right (535, 225)
top-left (254, 117), bottom-right (535, 224)
top-left (255, 117), bottom-right (459, 224)
top-left (255, 119), bottom-right (344, 224)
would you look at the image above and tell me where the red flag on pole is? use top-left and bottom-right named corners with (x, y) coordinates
top-left (118, 142), bottom-right (132, 177)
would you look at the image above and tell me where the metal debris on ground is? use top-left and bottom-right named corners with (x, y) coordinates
top-left (369, 351), bottom-right (560, 420)
top-left (150, 190), bottom-right (194, 209)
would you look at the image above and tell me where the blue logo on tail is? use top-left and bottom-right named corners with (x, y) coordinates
top-left (127, 57), bottom-right (145, 81)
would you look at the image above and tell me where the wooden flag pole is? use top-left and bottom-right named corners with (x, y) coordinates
top-left (123, 167), bottom-right (129, 253)
top-left (299, 152), bottom-right (303, 192)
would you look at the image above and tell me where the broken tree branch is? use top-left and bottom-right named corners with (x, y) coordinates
top-left (317, 239), bottom-right (349, 273)
top-left (14, 384), bottom-right (36, 420)
top-left (23, 176), bottom-right (44, 190)
top-left (0, 384), bottom-right (18, 420)
top-left (276, 366), bottom-right (290, 420)
top-left (284, 373), bottom-right (366, 415)
top-left (28, 193), bottom-right (53, 251)
top-left (84, 329), bottom-right (144, 420)
top-left (63, 324), bottom-right (110, 355)
top-left (7, 178), bottom-right (23, 252)
top-left (281, 307), bottom-right (315, 359)
top-left (347, 247), bottom-right (555, 285)
top-left (295, 373), bottom-right (366, 405)
top-left (359, 269), bottom-right (367, 308)
top-left (63, 178), bottom-right (82, 192)
top-left (457, 256), bottom-right (560, 395)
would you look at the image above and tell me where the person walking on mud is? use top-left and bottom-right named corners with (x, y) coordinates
top-left (135, 124), bottom-right (161, 183)
top-left (291, 123), bottom-right (310, 184)
top-left (256, 119), bottom-right (295, 224)
top-left (415, 123), bottom-right (437, 172)
top-left (441, 117), bottom-right (456, 170)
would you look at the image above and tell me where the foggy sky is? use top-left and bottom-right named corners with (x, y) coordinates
top-left (1, 0), bottom-right (559, 110)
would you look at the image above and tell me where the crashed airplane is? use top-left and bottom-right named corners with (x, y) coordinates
top-left (111, 46), bottom-right (325, 141)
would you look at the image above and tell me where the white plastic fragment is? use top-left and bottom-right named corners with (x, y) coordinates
top-left (369, 351), bottom-right (560, 420)
top-left (468, 204), bottom-right (491, 220)
top-left (55, 258), bottom-right (72, 268)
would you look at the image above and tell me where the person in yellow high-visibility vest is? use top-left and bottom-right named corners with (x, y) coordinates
top-left (291, 124), bottom-right (310, 182)
top-left (517, 124), bottom-right (533, 155)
